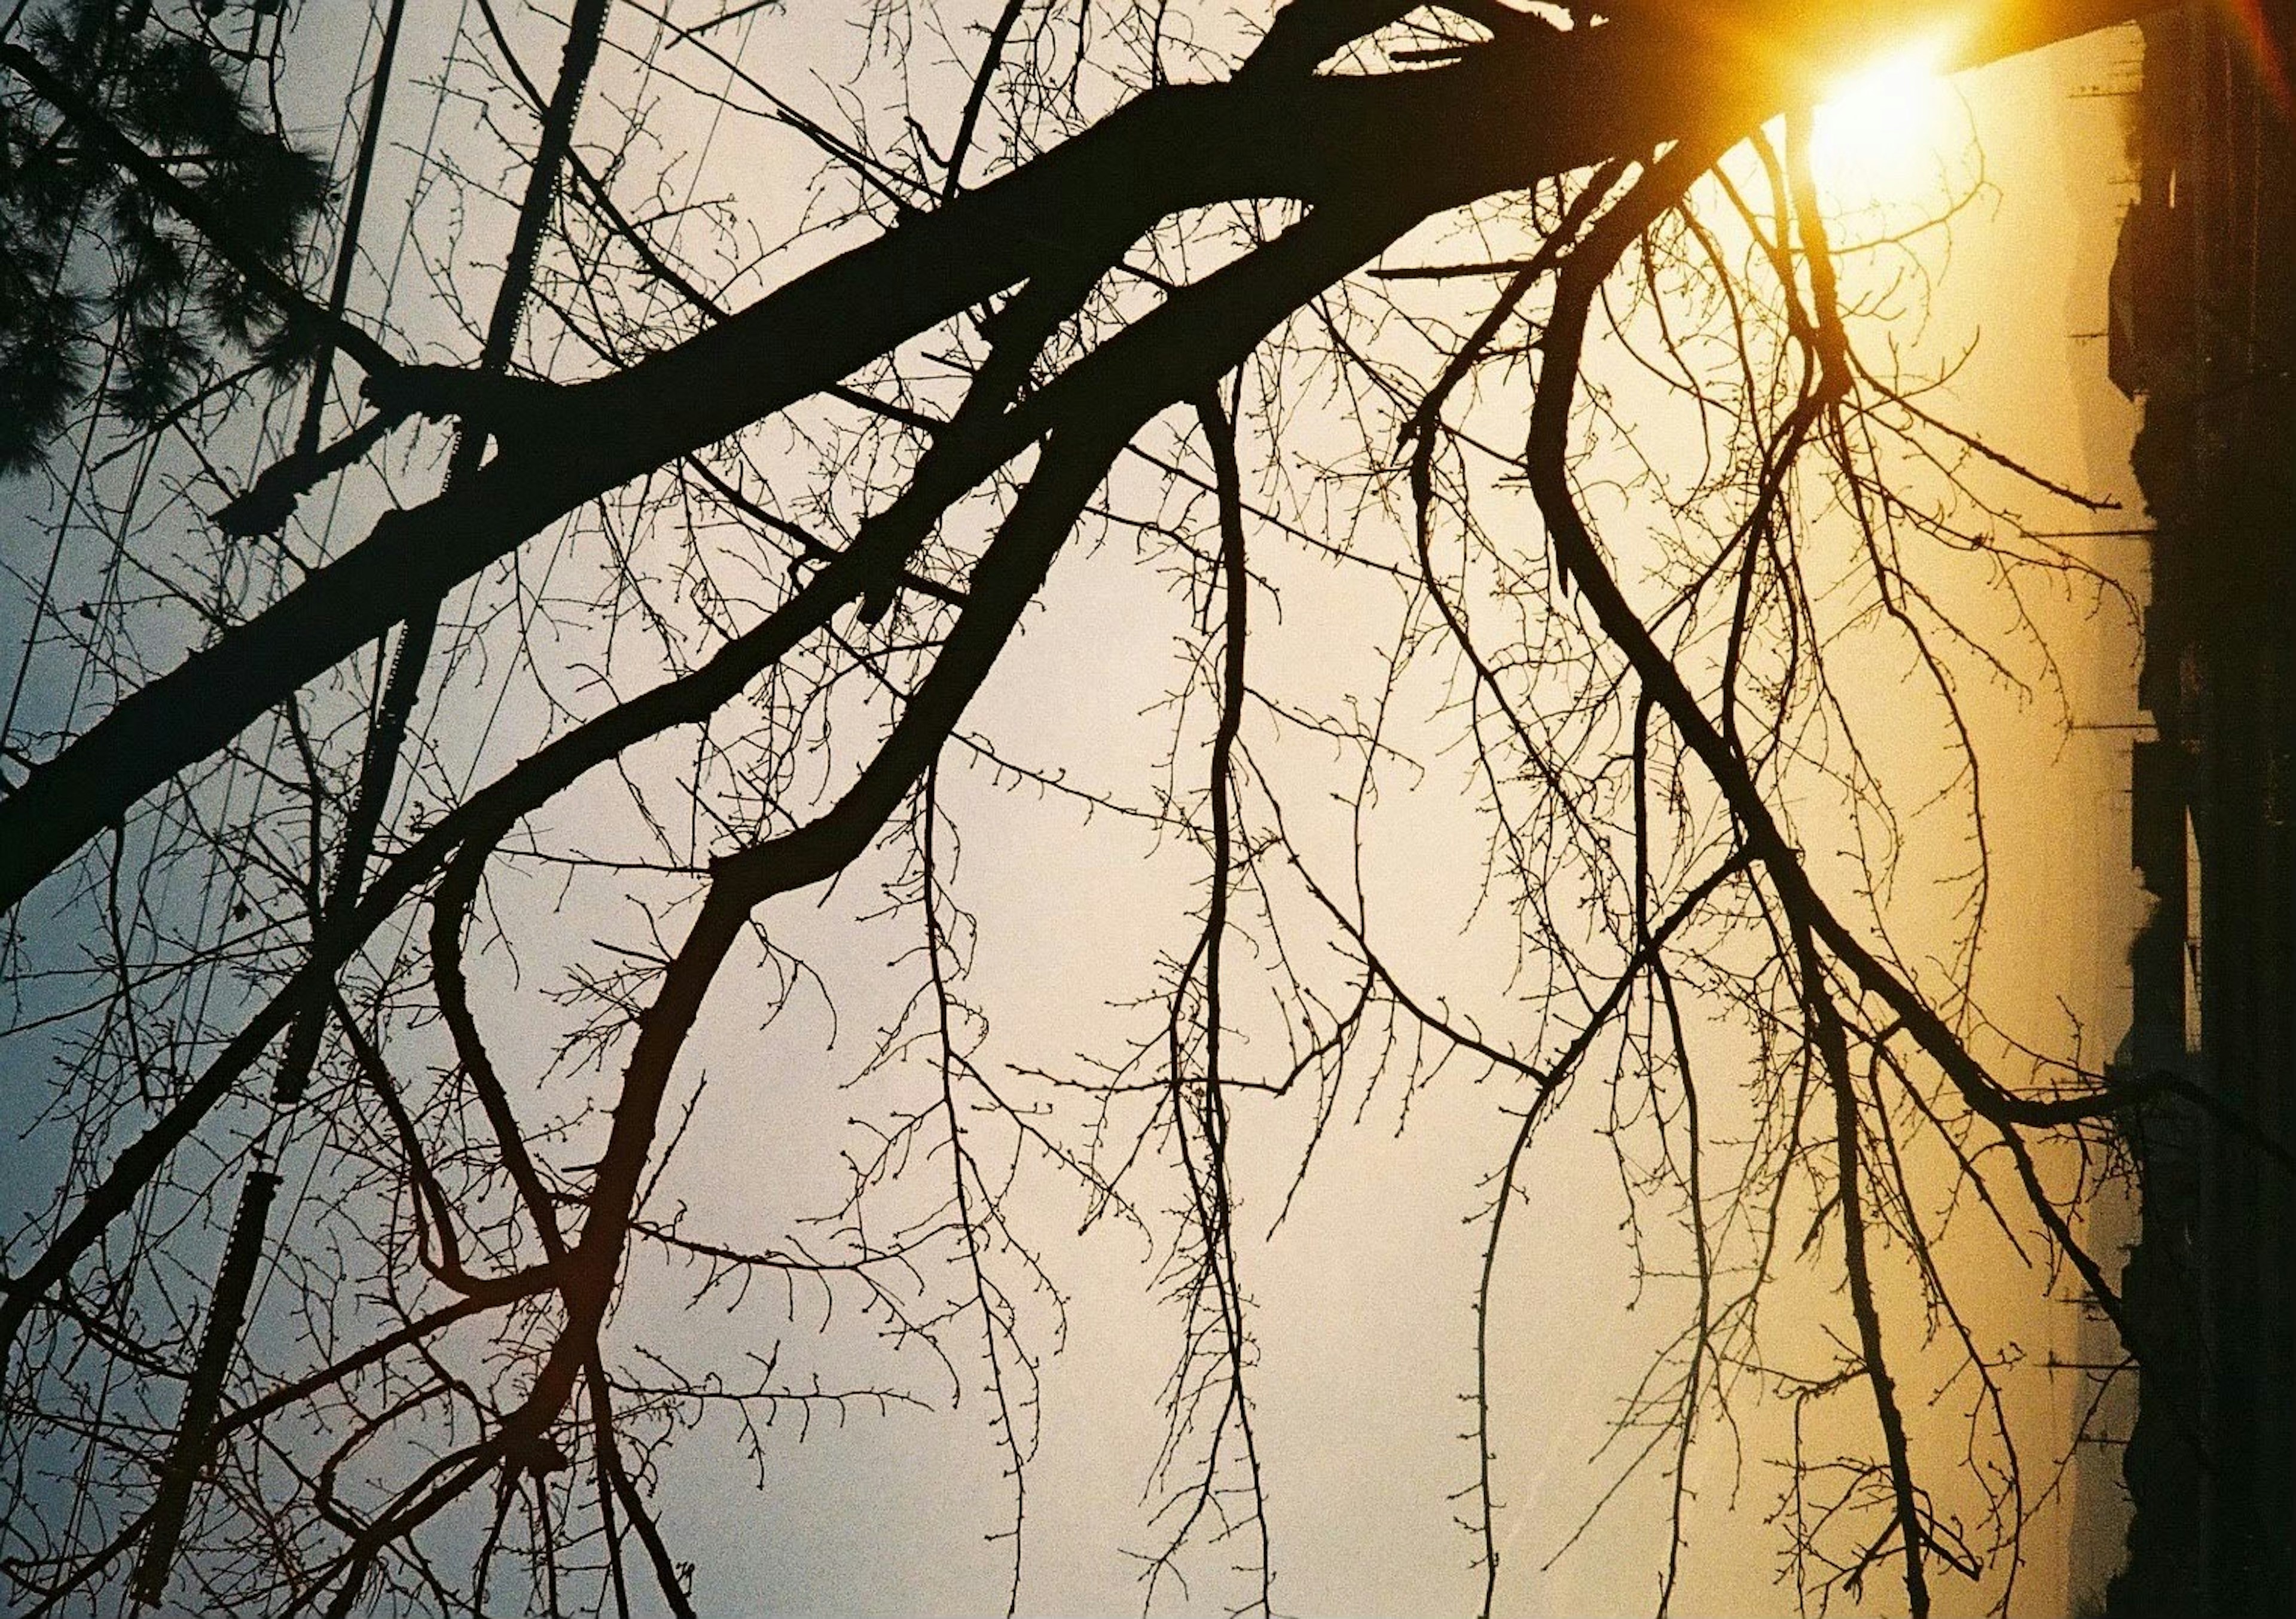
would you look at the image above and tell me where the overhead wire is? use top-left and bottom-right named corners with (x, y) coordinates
top-left (135, 1), bottom-right (621, 1604)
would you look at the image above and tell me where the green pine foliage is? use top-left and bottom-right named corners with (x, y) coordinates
top-left (0, 0), bottom-right (329, 472)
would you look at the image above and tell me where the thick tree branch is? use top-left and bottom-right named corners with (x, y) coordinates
top-left (0, 0), bottom-right (2148, 918)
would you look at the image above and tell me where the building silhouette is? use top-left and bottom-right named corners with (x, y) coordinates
top-left (2105, 4), bottom-right (2296, 1614)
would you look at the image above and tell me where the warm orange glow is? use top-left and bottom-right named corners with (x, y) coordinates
top-left (1812, 40), bottom-right (1955, 203)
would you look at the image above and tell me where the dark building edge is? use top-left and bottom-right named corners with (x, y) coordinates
top-left (2103, 3), bottom-right (2296, 1615)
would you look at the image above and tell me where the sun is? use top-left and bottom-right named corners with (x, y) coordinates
top-left (1811, 41), bottom-right (1956, 204)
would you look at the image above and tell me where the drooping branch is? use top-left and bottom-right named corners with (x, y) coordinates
top-left (1793, 914), bottom-right (1931, 1617)
top-left (1519, 116), bottom-right (2138, 1141)
top-left (918, 767), bottom-right (1032, 1617)
top-left (0, 187), bottom-right (1431, 1385)
top-left (1470, 845), bottom-right (1749, 1618)
top-left (0, 2), bottom-right (2196, 1609)
top-left (496, 399), bottom-right (1164, 1459)
top-left (125, 1), bottom-right (619, 1597)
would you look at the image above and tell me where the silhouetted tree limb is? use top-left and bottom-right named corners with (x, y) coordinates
top-left (0, 3), bottom-right (2219, 1614)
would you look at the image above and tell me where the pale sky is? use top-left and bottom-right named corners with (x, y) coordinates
top-left (0, 8), bottom-right (2158, 1617)
top-left (594, 17), bottom-right (2155, 1617)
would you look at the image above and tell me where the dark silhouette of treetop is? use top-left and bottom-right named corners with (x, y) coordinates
top-left (1, 0), bottom-right (327, 470)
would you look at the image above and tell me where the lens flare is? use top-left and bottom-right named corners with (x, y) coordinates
top-left (1812, 42), bottom-right (1955, 204)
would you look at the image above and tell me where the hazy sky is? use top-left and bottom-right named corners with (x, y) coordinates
top-left (587, 17), bottom-right (2155, 1617)
top-left (0, 8), bottom-right (2159, 1617)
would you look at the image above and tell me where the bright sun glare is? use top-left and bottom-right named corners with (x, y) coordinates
top-left (1812, 42), bottom-right (1955, 203)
